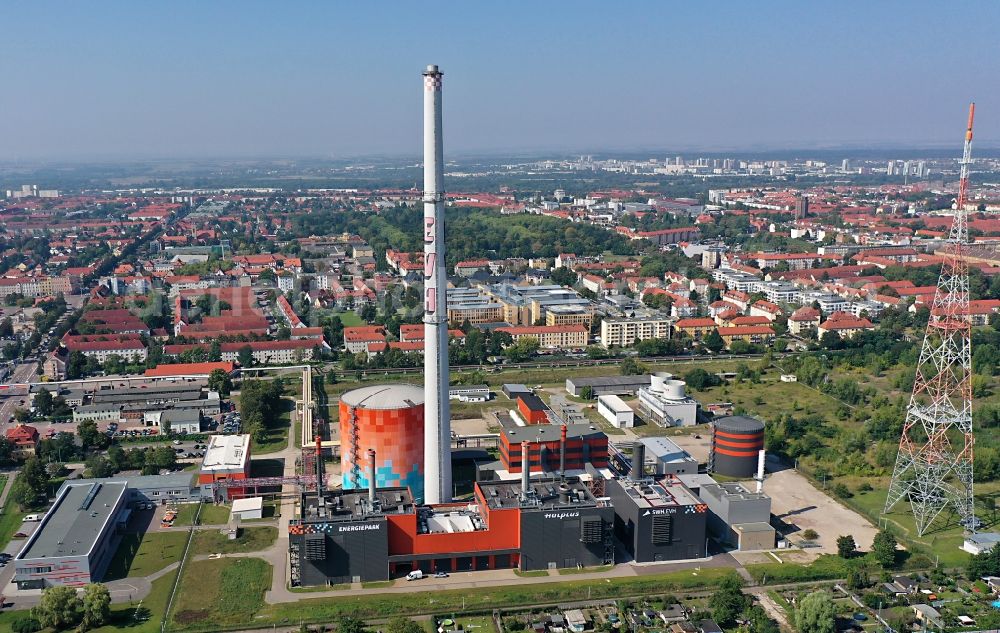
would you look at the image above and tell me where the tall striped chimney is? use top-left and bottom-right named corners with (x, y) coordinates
top-left (422, 64), bottom-right (451, 505)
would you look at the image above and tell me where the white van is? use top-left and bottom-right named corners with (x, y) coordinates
top-left (23, 514), bottom-right (41, 522)
top-left (406, 570), bottom-right (424, 581)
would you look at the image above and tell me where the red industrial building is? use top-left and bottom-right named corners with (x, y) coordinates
top-left (500, 424), bottom-right (608, 474)
top-left (515, 393), bottom-right (550, 425)
top-left (198, 434), bottom-right (252, 499)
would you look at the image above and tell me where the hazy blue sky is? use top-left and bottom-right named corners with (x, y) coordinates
top-left (2, 1), bottom-right (999, 160)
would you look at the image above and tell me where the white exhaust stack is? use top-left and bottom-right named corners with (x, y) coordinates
top-left (755, 449), bottom-right (766, 493)
top-left (368, 449), bottom-right (377, 503)
top-left (521, 441), bottom-right (530, 497)
top-left (422, 64), bottom-right (452, 505)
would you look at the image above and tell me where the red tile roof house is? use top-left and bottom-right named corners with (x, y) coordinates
top-left (343, 326), bottom-right (387, 354)
top-left (749, 300), bottom-right (783, 321)
top-left (817, 312), bottom-right (874, 340)
top-left (788, 306), bottom-right (821, 337)
top-left (6, 424), bottom-right (39, 457)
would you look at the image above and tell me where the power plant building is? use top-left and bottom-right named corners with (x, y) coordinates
top-left (637, 373), bottom-right (698, 427)
top-left (698, 482), bottom-right (775, 551)
top-left (639, 437), bottom-right (698, 475)
top-left (339, 384), bottom-right (425, 503)
top-left (288, 477), bottom-right (614, 586)
top-left (708, 416), bottom-right (765, 478)
top-left (199, 434), bottom-right (252, 500)
top-left (500, 424), bottom-right (609, 474)
top-left (605, 475), bottom-right (708, 562)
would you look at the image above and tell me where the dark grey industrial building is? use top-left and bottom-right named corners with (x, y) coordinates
top-left (288, 487), bottom-right (404, 586)
top-left (484, 479), bottom-right (615, 571)
top-left (606, 476), bottom-right (707, 562)
top-left (699, 482), bottom-right (775, 551)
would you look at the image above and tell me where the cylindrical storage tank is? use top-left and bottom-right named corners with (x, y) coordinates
top-left (711, 415), bottom-right (765, 478)
top-left (661, 379), bottom-right (686, 400)
top-left (340, 384), bottom-right (425, 502)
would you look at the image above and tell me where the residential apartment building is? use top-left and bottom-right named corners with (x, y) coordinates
top-left (600, 317), bottom-right (671, 349)
top-left (717, 325), bottom-right (775, 348)
top-left (496, 325), bottom-right (588, 350)
top-left (673, 318), bottom-right (717, 340)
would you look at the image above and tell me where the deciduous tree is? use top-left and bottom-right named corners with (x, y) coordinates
top-left (35, 585), bottom-right (82, 631)
top-left (794, 591), bottom-right (836, 633)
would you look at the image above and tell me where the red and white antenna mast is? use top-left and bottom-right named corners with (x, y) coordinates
top-left (885, 103), bottom-right (976, 535)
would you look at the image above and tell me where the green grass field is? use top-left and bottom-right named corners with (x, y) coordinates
top-left (189, 526), bottom-right (277, 555)
top-left (337, 311), bottom-right (365, 327)
top-left (0, 476), bottom-right (24, 551)
top-left (105, 531), bottom-right (189, 580)
top-left (197, 503), bottom-right (232, 525)
top-left (258, 567), bottom-right (736, 625)
top-left (170, 503), bottom-right (200, 527)
top-left (842, 480), bottom-right (976, 568)
top-left (170, 558), bottom-right (271, 630)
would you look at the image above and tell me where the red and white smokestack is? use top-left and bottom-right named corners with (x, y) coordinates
top-left (422, 64), bottom-right (452, 505)
top-left (368, 448), bottom-right (377, 503)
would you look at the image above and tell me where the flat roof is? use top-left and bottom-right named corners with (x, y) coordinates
top-left (641, 437), bottom-right (693, 463)
top-left (676, 473), bottom-right (718, 489)
top-left (598, 394), bottom-right (632, 413)
top-left (567, 375), bottom-right (652, 388)
top-left (517, 393), bottom-right (548, 412)
top-left (299, 486), bottom-right (414, 523)
top-left (733, 521), bottom-right (775, 533)
top-left (19, 482), bottom-right (127, 560)
top-left (479, 477), bottom-right (602, 511)
top-left (56, 473), bottom-right (195, 493)
top-left (503, 423), bottom-right (605, 443)
top-left (613, 477), bottom-right (702, 508)
top-left (701, 481), bottom-right (770, 502)
top-left (232, 497), bottom-right (263, 512)
top-left (202, 434), bottom-right (251, 472)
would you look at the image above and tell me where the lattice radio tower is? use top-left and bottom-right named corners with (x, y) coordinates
top-left (884, 103), bottom-right (976, 536)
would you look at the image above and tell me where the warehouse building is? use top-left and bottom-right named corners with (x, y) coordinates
top-left (597, 395), bottom-right (634, 428)
top-left (565, 375), bottom-right (651, 398)
top-left (13, 481), bottom-right (128, 588)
